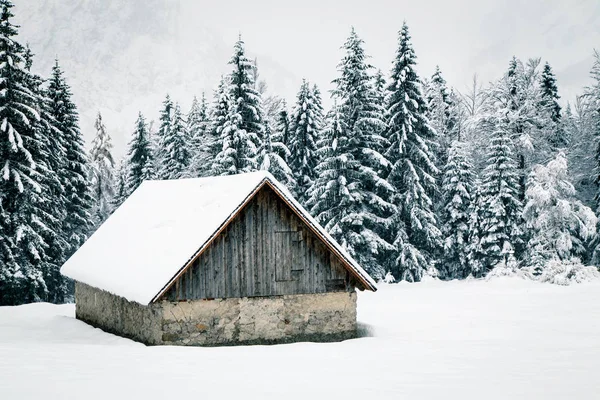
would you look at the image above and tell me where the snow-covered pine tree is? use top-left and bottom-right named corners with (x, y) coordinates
top-left (441, 141), bottom-right (475, 279)
top-left (427, 66), bottom-right (455, 167)
top-left (228, 37), bottom-right (264, 148)
top-left (211, 99), bottom-right (259, 175)
top-left (373, 69), bottom-right (386, 109)
top-left (187, 94), bottom-right (202, 146)
top-left (126, 112), bottom-right (154, 194)
top-left (448, 88), bottom-right (467, 141)
top-left (160, 102), bottom-right (190, 179)
top-left (275, 100), bottom-right (291, 157)
top-left (259, 121), bottom-right (294, 188)
top-left (89, 112), bottom-right (115, 226)
top-left (539, 62), bottom-right (565, 150)
top-left (0, 0), bottom-right (49, 304)
top-left (312, 28), bottom-right (393, 279)
top-left (288, 79), bottom-right (320, 203)
top-left (187, 93), bottom-right (211, 177)
top-left (540, 62), bottom-right (562, 123)
top-left (309, 103), bottom-right (390, 278)
top-left (208, 76), bottom-right (231, 164)
top-left (564, 98), bottom-right (600, 222)
top-left (583, 50), bottom-right (600, 265)
top-left (311, 84), bottom-right (326, 166)
top-left (155, 94), bottom-right (173, 179)
top-left (491, 57), bottom-right (550, 202)
top-left (384, 22), bottom-right (442, 281)
top-left (523, 152), bottom-right (597, 275)
top-left (311, 83), bottom-right (325, 136)
top-left (47, 60), bottom-right (93, 257)
top-left (212, 37), bottom-right (264, 175)
top-left (308, 104), bottom-right (348, 228)
top-left (24, 45), bottom-right (69, 303)
top-left (466, 183), bottom-right (485, 278)
top-left (478, 122), bottom-right (523, 273)
top-left (145, 119), bottom-right (161, 182)
top-left (111, 160), bottom-right (129, 210)
top-left (539, 62), bottom-right (569, 151)
top-left (587, 51), bottom-right (600, 210)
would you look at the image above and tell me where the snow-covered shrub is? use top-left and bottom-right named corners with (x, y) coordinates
top-left (485, 256), bottom-right (528, 280)
top-left (538, 259), bottom-right (600, 285)
top-left (523, 152), bottom-right (597, 275)
top-left (382, 272), bottom-right (396, 284)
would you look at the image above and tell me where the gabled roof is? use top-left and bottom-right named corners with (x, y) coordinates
top-left (61, 171), bottom-right (377, 305)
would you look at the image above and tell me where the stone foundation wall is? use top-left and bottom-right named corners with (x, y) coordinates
top-left (75, 282), bottom-right (164, 344)
top-left (75, 282), bottom-right (357, 346)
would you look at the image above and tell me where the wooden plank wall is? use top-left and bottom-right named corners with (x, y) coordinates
top-left (161, 185), bottom-right (358, 301)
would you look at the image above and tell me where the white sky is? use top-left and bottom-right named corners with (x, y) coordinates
top-left (15, 0), bottom-right (600, 156)
top-left (187, 0), bottom-right (599, 104)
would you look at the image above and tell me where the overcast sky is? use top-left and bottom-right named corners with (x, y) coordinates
top-left (16, 0), bottom-right (600, 155)
top-left (187, 0), bottom-right (599, 104)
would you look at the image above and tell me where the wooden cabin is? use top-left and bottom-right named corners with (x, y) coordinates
top-left (61, 171), bottom-right (377, 346)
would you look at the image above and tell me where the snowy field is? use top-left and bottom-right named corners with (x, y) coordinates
top-left (1, 278), bottom-right (600, 399)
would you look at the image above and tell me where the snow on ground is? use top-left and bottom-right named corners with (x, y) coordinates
top-left (1, 278), bottom-right (600, 399)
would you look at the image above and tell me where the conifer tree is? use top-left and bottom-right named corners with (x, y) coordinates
top-left (155, 94), bottom-right (173, 179)
top-left (308, 105), bottom-right (348, 225)
top-left (212, 37), bottom-right (264, 175)
top-left (539, 62), bottom-right (566, 150)
top-left (212, 100), bottom-right (259, 175)
top-left (111, 160), bottom-right (129, 209)
top-left (259, 121), bottom-right (294, 188)
top-left (208, 77), bottom-right (231, 162)
top-left (89, 112), bottom-right (115, 226)
top-left (373, 69), bottom-right (386, 109)
top-left (506, 57), bottom-right (528, 201)
top-left (126, 112), bottom-right (154, 193)
top-left (495, 57), bottom-right (549, 201)
top-left (275, 100), bottom-right (291, 156)
top-left (160, 102), bottom-right (190, 179)
top-left (311, 28), bottom-right (393, 279)
top-left (440, 141), bottom-right (475, 279)
top-left (309, 104), bottom-right (391, 278)
top-left (288, 79), bottom-right (320, 203)
top-left (47, 60), bottom-right (93, 256)
top-left (478, 123), bottom-right (523, 272)
top-left (0, 1), bottom-right (49, 304)
top-left (540, 62), bottom-right (562, 124)
top-left (227, 36), bottom-right (264, 149)
top-left (584, 51), bottom-right (600, 264)
top-left (467, 184), bottom-right (485, 278)
top-left (384, 22), bottom-right (442, 281)
top-left (311, 84), bottom-right (325, 136)
top-left (187, 93), bottom-right (210, 176)
top-left (427, 66), bottom-right (455, 166)
top-left (25, 45), bottom-right (69, 303)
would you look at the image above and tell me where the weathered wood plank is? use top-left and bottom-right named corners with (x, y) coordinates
top-left (253, 197), bottom-right (261, 295)
top-left (162, 185), bottom-right (355, 301)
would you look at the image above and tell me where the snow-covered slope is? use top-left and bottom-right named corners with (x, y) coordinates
top-left (1, 278), bottom-right (600, 399)
top-left (15, 0), bottom-right (297, 158)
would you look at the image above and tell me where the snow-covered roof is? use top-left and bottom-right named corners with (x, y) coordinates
top-left (61, 171), bottom-right (377, 305)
